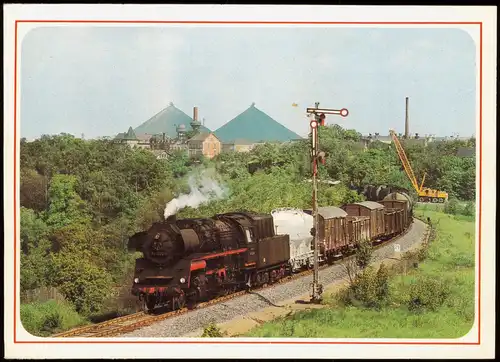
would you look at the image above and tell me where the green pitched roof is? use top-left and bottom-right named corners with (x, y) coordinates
top-left (214, 103), bottom-right (303, 143)
top-left (134, 102), bottom-right (211, 138)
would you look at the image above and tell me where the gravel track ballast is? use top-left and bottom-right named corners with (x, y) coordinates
top-left (122, 219), bottom-right (427, 338)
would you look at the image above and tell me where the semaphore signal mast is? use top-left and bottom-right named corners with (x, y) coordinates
top-left (307, 102), bottom-right (349, 303)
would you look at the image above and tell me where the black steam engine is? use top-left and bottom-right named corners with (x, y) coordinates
top-left (128, 212), bottom-right (290, 311)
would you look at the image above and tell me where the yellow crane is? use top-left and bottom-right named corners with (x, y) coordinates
top-left (389, 130), bottom-right (448, 203)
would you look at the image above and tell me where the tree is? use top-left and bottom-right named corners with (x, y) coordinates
top-left (20, 207), bottom-right (52, 291)
top-left (49, 246), bottom-right (113, 315)
top-left (20, 169), bottom-right (49, 212)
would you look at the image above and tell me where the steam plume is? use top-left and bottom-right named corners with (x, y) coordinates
top-left (164, 168), bottom-right (228, 219)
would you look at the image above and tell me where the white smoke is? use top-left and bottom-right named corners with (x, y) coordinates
top-left (164, 168), bottom-right (228, 219)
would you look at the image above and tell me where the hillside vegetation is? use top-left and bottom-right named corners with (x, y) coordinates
top-left (18, 126), bottom-right (475, 336)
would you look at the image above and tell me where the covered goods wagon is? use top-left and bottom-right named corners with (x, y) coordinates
top-left (304, 206), bottom-right (348, 259)
top-left (341, 201), bottom-right (386, 240)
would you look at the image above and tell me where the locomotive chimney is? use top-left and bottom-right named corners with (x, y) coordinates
top-left (405, 97), bottom-right (409, 139)
top-left (193, 106), bottom-right (199, 122)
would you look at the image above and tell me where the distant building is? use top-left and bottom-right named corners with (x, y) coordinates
top-left (222, 139), bottom-right (255, 153)
top-left (187, 132), bottom-right (221, 159)
top-left (114, 127), bottom-right (144, 148)
top-left (359, 132), bottom-right (472, 150)
top-left (134, 102), bottom-right (211, 138)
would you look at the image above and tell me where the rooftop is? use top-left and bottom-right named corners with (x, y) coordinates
top-left (134, 102), bottom-right (211, 138)
top-left (304, 206), bottom-right (347, 219)
top-left (214, 102), bottom-right (303, 143)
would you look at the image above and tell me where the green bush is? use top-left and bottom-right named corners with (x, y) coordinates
top-left (402, 244), bottom-right (429, 265)
top-left (20, 300), bottom-right (87, 337)
top-left (443, 199), bottom-right (476, 218)
top-left (201, 321), bottom-right (225, 337)
top-left (452, 253), bottom-right (474, 268)
top-left (407, 277), bottom-right (451, 312)
top-left (338, 263), bottom-right (390, 310)
top-left (417, 246), bottom-right (429, 262)
top-left (355, 239), bottom-right (373, 269)
top-left (462, 201), bottom-right (475, 217)
top-left (444, 198), bottom-right (460, 215)
top-left (50, 250), bottom-right (114, 315)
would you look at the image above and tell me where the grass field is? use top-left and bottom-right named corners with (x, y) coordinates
top-left (244, 206), bottom-right (476, 338)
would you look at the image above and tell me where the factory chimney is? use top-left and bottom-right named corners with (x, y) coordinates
top-left (190, 106), bottom-right (201, 135)
top-left (405, 97), bottom-right (409, 139)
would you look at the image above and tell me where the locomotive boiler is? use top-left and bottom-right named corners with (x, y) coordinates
top-left (128, 212), bottom-right (290, 311)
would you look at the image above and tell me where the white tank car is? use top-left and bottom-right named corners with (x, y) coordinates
top-left (271, 208), bottom-right (315, 272)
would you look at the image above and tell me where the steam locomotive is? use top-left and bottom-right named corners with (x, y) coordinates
top-left (128, 192), bottom-right (413, 312)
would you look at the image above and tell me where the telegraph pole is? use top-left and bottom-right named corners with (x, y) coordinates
top-left (307, 102), bottom-right (349, 303)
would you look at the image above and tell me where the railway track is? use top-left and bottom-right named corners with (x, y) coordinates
top-left (52, 218), bottom-right (425, 338)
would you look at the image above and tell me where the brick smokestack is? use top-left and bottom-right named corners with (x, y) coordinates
top-left (193, 107), bottom-right (198, 122)
top-left (405, 97), bottom-right (409, 139)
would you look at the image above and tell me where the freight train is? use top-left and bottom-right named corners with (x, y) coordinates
top-left (127, 192), bottom-right (414, 312)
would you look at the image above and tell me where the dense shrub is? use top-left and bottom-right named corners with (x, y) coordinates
top-left (355, 239), bottom-right (373, 269)
top-left (462, 201), bottom-right (475, 217)
top-left (338, 263), bottom-right (391, 309)
top-left (444, 198), bottom-right (460, 215)
top-left (444, 198), bottom-right (476, 218)
top-left (49, 249), bottom-right (114, 315)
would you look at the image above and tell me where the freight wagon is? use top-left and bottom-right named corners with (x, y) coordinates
top-left (341, 201), bottom-right (386, 241)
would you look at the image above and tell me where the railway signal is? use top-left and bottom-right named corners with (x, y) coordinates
top-left (307, 102), bottom-right (349, 304)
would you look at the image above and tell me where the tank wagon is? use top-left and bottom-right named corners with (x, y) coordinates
top-left (128, 199), bottom-right (414, 312)
top-left (271, 208), bottom-right (314, 272)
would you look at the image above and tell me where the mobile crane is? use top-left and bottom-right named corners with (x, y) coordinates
top-left (389, 130), bottom-right (449, 203)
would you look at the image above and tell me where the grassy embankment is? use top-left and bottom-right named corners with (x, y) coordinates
top-left (20, 282), bottom-right (139, 337)
top-left (20, 299), bottom-right (88, 337)
top-left (244, 204), bottom-right (476, 338)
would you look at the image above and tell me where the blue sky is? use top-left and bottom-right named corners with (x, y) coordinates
top-left (20, 26), bottom-right (476, 140)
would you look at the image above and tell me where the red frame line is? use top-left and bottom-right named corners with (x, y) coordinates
top-left (12, 20), bottom-right (483, 345)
